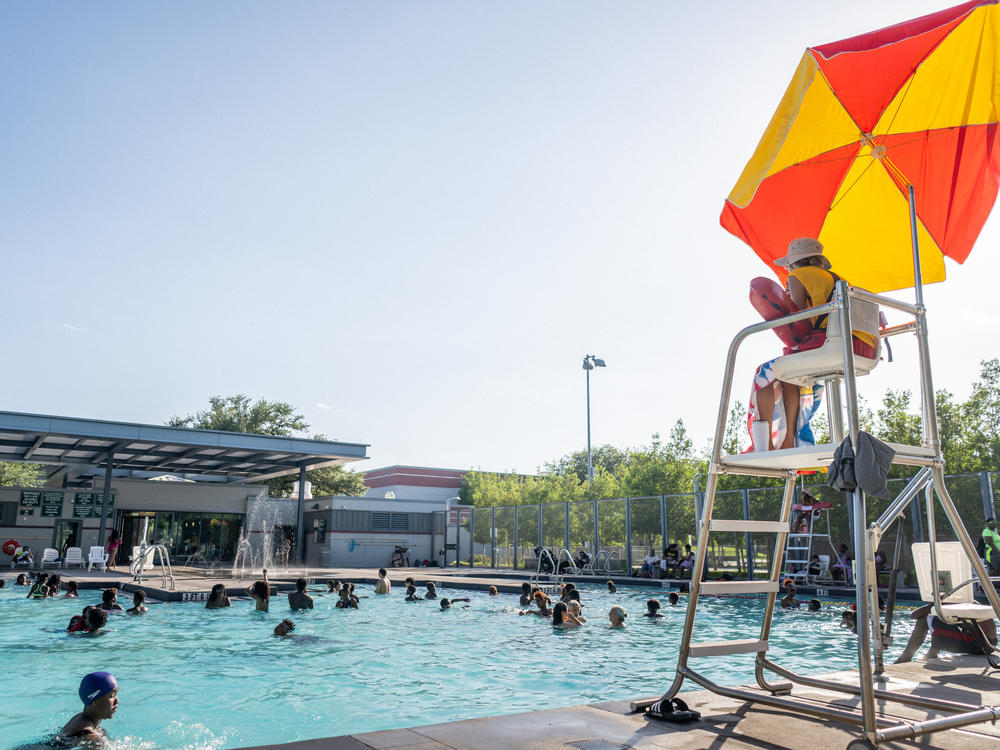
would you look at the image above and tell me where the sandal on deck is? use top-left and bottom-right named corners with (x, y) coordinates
top-left (644, 697), bottom-right (701, 723)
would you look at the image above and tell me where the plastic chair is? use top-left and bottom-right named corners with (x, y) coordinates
top-left (63, 547), bottom-right (84, 568)
top-left (39, 548), bottom-right (61, 569)
top-left (131, 545), bottom-right (155, 571)
top-left (770, 297), bottom-right (881, 387)
top-left (87, 546), bottom-right (109, 572)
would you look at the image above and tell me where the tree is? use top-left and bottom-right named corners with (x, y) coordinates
top-left (168, 395), bottom-right (365, 497)
top-left (168, 395), bottom-right (308, 436)
top-left (0, 462), bottom-right (43, 488)
top-left (544, 444), bottom-right (629, 481)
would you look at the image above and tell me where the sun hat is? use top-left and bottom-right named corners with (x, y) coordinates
top-left (79, 671), bottom-right (117, 705)
top-left (774, 237), bottom-right (831, 269)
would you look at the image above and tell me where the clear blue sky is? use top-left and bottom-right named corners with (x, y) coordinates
top-left (2, 1), bottom-right (995, 475)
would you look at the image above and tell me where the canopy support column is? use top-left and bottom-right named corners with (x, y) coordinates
top-left (295, 465), bottom-right (306, 565)
top-left (97, 449), bottom-right (114, 547)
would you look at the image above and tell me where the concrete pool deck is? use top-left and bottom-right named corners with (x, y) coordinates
top-left (240, 657), bottom-right (1000, 750)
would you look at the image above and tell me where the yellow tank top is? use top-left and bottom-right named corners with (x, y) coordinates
top-left (789, 266), bottom-right (877, 348)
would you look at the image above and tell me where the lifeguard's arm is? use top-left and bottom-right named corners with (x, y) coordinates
top-left (786, 275), bottom-right (809, 310)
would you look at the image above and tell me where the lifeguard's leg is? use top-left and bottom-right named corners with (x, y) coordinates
top-left (780, 382), bottom-right (799, 449)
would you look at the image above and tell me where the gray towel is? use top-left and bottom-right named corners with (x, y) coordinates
top-left (828, 432), bottom-right (895, 498)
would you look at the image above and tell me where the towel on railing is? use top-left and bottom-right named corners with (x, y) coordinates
top-left (828, 432), bottom-right (895, 498)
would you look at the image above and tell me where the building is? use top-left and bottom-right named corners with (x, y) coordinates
top-left (363, 465), bottom-right (467, 502)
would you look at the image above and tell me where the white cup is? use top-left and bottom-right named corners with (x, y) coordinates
top-left (751, 420), bottom-right (770, 451)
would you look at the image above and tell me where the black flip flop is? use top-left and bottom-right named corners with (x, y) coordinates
top-left (644, 697), bottom-right (701, 723)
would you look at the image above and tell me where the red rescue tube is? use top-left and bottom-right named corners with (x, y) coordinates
top-left (3, 539), bottom-right (20, 556)
top-left (749, 276), bottom-right (813, 349)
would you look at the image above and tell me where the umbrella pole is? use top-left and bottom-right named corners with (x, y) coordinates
top-left (907, 185), bottom-right (940, 452)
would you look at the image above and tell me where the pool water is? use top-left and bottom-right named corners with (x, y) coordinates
top-left (2, 581), bottom-right (915, 749)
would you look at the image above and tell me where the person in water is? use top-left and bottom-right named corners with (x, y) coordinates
top-left (668, 592), bottom-right (680, 606)
top-left (15, 573), bottom-right (27, 586)
top-left (551, 601), bottom-right (585, 629)
top-left (126, 590), bottom-right (148, 615)
top-left (644, 599), bottom-right (664, 619)
top-left (780, 581), bottom-right (801, 609)
top-left (326, 579), bottom-right (342, 594)
top-left (440, 597), bottom-right (470, 610)
top-left (27, 572), bottom-right (50, 599)
top-left (336, 588), bottom-right (359, 609)
top-left (404, 584), bottom-right (423, 602)
top-left (424, 581), bottom-right (438, 599)
top-left (567, 600), bottom-right (587, 624)
top-left (47, 573), bottom-right (63, 597)
top-left (247, 570), bottom-right (270, 612)
top-left (274, 619), bottom-right (295, 636)
top-left (608, 605), bottom-right (628, 628)
top-left (64, 580), bottom-right (80, 598)
top-left (58, 671), bottom-right (118, 746)
top-left (100, 588), bottom-right (124, 612)
top-left (206, 583), bottom-right (231, 609)
top-left (808, 598), bottom-right (822, 612)
top-left (72, 608), bottom-right (108, 636)
top-left (488, 586), bottom-right (498, 596)
top-left (520, 591), bottom-right (552, 618)
top-left (288, 578), bottom-right (314, 610)
top-left (67, 606), bottom-right (95, 633)
top-left (374, 568), bottom-right (391, 595)
top-left (606, 580), bottom-right (617, 593)
top-left (519, 582), bottom-right (533, 606)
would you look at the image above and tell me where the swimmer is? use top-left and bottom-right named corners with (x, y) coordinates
top-left (47, 573), bottom-right (63, 597)
top-left (404, 576), bottom-right (415, 589)
top-left (668, 592), bottom-right (680, 606)
top-left (288, 578), bottom-right (314, 610)
top-left (374, 568), bottom-right (391, 595)
top-left (440, 597), bottom-right (470, 610)
top-left (27, 572), bottom-right (49, 599)
top-left (57, 671), bottom-right (118, 746)
top-left (608, 605), bottom-right (628, 628)
top-left (206, 583), bottom-right (231, 609)
top-left (247, 571), bottom-right (270, 612)
top-left (780, 582), bottom-right (801, 609)
top-left (519, 582), bottom-right (533, 606)
top-left (15, 573), bottom-right (27, 586)
top-left (0, 579), bottom-right (4, 588)
top-left (326, 579), bottom-right (342, 593)
top-left (126, 590), bottom-right (148, 615)
top-left (100, 588), bottom-right (124, 612)
top-left (566, 589), bottom-right (582, 605)
top-left (520, 591), bottom-right (552, 618)
top-left (560, 583), bottom-right (577, 602)
top-left (808, 598), bottom-right (821, 612)
top-left (404, 584), bottom-right (423, 602)
top-left (84, 608), bottom-right (109, 635)
top-left (607, 580), bottom-right (617, 593)
top-left (643, 599), bottom-right (664, 619)
top-left (336, 588), bottom-right (359, 609)
top-left (567, 600), bottom-right (587, 624)
top-left (64, 580), bottom-right (80, 598)
top-left (274, 619), bottom-right (295, 636)
top-left (424, 582), bottom-right (438, 599)
top-left (67, 606), bottom-right (94, 633)
top-left (552, 601), bottom-right (584, 629)
top-left (840, 609), bottom-right (857, 633)
top-left (488, 586), bottom-right (498, 596)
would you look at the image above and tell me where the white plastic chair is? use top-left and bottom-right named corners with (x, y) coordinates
top-left (912, 542), bottom-right (995, 622)
top-left (131, 545), bottom-right (155, 571)
top-left (39, 548), bottom-right (61, 569)
top-left (771, 297), bottom-right (881, 387)
top-left (813, 554), bottom-right (831, 582)
top-left (87, 546), bottom-right (109, 572)
top-left (63, 547), bottom-right (84, 569)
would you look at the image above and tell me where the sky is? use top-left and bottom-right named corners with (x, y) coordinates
top-left (2, 1), bottom-right (997, 476)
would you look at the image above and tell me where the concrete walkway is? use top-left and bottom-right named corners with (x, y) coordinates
top-left (241, 657), bottom-right (1000, 750)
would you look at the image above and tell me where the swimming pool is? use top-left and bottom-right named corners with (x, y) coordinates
top-left (2, 581), bottom-right (915, 749)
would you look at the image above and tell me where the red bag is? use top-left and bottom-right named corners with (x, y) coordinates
top-left (749, 277), bottom-right (813, 349)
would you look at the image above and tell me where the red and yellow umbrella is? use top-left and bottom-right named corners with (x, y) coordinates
top-left (721, 0), bottom-right (1000, 292)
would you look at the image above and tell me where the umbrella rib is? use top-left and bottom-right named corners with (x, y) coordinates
top-left (828, 156), bottom-right (880, 212)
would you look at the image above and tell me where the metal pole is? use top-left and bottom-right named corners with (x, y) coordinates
top-left (97, 449), bottom-right (114, 547)
top-left (981, 472), bottom-right (996, 523)
top-left (491, 507), bottom-right (497, 569)
top-left (625, 497), bottom-right (633, 575)
top-left (586, 367), bottom-right (592, 482)
top-left (593, 499), bottom-right (599, 560)
top-left (660, 495), bottom-right (667, 551)
top-left (537, 503), bottom-right (543, 552)
top-left (911, 493), bottom-right (925, 543)
top-left (295, 466), bottom-right (306, 566)
top-left (564, 502), bottom-right (570, 552)
top-left (513, 505), bottom-right (519, 569)
top-left (469, 508), bottom-right (474, 568)
top-left (742, 489), bottom-right (753, 579)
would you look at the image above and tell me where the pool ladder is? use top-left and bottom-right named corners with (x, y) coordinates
top-left (130, 543), bottom-right (176, 590)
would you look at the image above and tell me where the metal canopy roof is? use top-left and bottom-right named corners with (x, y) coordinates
top-left (0, 411), bottom-right (369, 486)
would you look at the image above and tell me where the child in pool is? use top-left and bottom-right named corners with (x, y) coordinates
top-left (57, 672), bottom-right (118, 746)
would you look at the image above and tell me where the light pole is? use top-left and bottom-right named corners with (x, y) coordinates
top-left (582, 354), bottom-right (607, 482)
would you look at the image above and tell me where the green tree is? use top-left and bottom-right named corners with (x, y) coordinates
top-left (169, 395), bottom-right (365, 497)
top-left (168, 394), bottom-right (308, 435)
top-left (0, 462), bottom-right (43, 488)
top-left (544, 444), bottom-right (629, 481)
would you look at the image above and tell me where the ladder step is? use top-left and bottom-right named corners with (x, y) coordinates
top-left (787, 546), bottom-right (809, 550)
top-left (689, 638), bottom-right (769, 658)
top-left (709, 519), bottom-right (787, 533)
top-left (700, 581), bottom-right (779, 595)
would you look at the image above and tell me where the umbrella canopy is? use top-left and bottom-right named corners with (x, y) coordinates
top-left (721, 0), bottom-right (1000, 292)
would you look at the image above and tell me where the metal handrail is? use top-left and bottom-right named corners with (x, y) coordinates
top-left (130, 543), bottom-right (175, 590)
top-left (555, 547), bottom-right (578, 575)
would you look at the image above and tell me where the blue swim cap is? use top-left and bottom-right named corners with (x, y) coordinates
top-left (79, 671), bottom-right (117, 705)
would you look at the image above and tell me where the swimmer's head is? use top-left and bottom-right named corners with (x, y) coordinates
top-left (378, 568), bottom-right (387, 577)
top-left (101, 588), bottom-right (117, 604)
top-left (521, 582), bottom-right (531, 594)
top-left (440, 598), bottom-right (451, 609)
top-left (87, 608), bottom-right (108, 631)
top-left (406, 585), bottom-right (417, 596)
top-left (646, 598), bottom-right (661, 614)
top-left (425, 582), bottom-right (436, 591)
top-left (210, 583), bottom-right (227, 597)
top-left (668, 592), bottom-right (680, 606)
top-left (808, 599), bottom-right (821, 612)
top-left (79, 672), bottom-right (118, 717)
top-left (488, 586), bottom-right (498, 595)
top-left (609, 605), bottom-right (627, 626)
top-left (66, 581), bottom-right (79, 595)
top-left (607, 581), bottom-right (616, 593)
top-left (274, 619), bottom-right (295, 636)
top-left (568, 600), bottom-right (582, 615)
top-left (132, 590), bottom-right (146, 605)
top-left (295, 578), bottom-right (307, 592)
